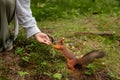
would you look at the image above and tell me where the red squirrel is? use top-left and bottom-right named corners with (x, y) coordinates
top-left (51, 38), bottom-right (105, 72)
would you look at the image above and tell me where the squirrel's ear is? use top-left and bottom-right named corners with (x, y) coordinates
top-left (60, 38), bottom-right (65, 45)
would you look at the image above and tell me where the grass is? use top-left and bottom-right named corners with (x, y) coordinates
top-left (0, 14), bottom-right (120, 80)
top-left (37, 14), bottom-right (120, 78)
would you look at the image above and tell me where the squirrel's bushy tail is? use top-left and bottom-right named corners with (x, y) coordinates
top-left (78, 50), bottom-right (105, 66)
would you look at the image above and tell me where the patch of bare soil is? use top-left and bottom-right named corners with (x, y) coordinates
top-left (0, 51), bottom-right (22, 80)
top-left (69, 69), bottom-right (117, 80)
top-left (25, 74), bottom-right (51, 80)
top-left (0, 51), bottom-right (52, 80)
top-left (0, 51), bottom-right (118, 80)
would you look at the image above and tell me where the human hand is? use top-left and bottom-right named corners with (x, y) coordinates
top-left (34, 32), bottom-right (51, 45)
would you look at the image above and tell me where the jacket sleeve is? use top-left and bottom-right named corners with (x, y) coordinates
top-left (16, 0), bottom-right (41, 38)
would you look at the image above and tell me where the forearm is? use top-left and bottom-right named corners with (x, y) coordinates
top-left (16, 0), bottom-right (41, 38)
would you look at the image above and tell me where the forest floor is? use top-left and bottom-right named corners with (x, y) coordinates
top-left (0, 14), bottom-right (120, 80)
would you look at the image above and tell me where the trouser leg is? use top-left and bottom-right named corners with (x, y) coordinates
top-left (0, 0), bottom-right (15, 51)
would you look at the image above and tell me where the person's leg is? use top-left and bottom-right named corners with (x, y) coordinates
top-left (0, 0), bottom-right (15, 51)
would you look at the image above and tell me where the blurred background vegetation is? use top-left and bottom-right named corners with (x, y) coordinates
top-left (1, 0), bottom-right (120, 80)
top-left (29, 0), bottom-right (120, 79)
top-left (31, 0), bottom-right (120, 21)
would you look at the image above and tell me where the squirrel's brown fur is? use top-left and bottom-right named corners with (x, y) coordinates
top-left (51, 38), bottom-right (105, 72)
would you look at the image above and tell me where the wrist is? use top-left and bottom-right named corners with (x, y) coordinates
top-left (34, 32), bottom-right (40, 38)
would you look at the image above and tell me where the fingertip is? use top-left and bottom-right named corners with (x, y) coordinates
top-left (45, 41), bottom-right (52, 45)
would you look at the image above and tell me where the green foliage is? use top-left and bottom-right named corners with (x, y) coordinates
top-left (0, 76), bottom-right (10, 80)
top-left (18, 71), bottom-right (29, 76)
top-left (107, 71), bottom-right (120, 80)
top-left (15, 47), bottom-right (24, 56)
top-left (12, 11), bottom-right (120, 79)
top-left (0, 65), bottom-right (4, 70)
top-left (53, 73), bottom-right (62, 80)
top-left (21, 56), bottom-right (30, 62)
top-left (85, 59), bottom-right (105, 75)
top-left (31, 0), bottom-right (120, 21)
top-left (85, 64), bottom-right (96, 75)
top-left (107, 71), bottom-right (117, 79)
